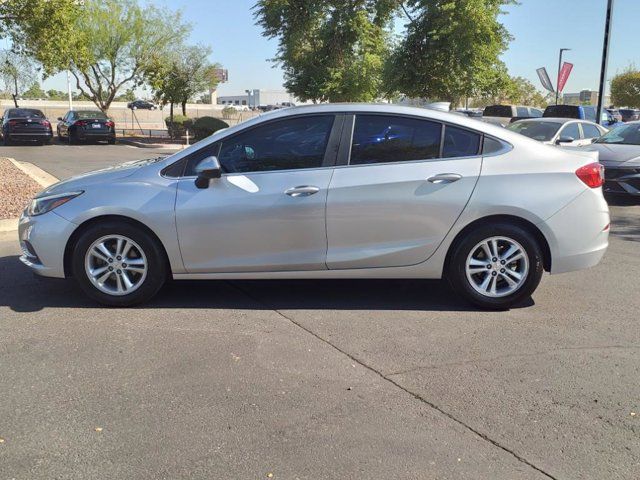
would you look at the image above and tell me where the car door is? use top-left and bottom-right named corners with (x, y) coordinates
top-left (325, 114), bottom-right (483, 269)
top-left (175, 114), bottom-right (342, 273)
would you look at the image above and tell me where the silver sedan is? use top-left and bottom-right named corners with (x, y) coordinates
top-left (18, 104), bottom-right (610, 309)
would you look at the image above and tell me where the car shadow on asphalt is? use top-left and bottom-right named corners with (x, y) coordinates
top-left (0, 255), bottom-right (534, 313)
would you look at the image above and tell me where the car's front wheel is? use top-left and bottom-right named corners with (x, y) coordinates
top-left (71, 221), bottom-right (167, 306)
top-left (447, 223), bottom-right (544, 309)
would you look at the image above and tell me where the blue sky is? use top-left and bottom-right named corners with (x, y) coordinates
top-left (39, 0), bottom-right (640, 98)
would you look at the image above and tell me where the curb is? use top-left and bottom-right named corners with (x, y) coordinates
top-left (0, 158), bottom-right (59, 232)
top-left (118, 139), bottom-right (184, 150)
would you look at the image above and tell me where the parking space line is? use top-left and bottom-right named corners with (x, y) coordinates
top-left (228, 280), bottom-right (558, 480)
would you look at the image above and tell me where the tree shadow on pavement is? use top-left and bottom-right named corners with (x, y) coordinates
top-left (0, 254), bottom-right (533, 313)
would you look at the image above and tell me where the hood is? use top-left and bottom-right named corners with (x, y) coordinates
top-left (585, 143), bottom-right (640, 167)
top-left (38, 157), bottom-right (165, 197)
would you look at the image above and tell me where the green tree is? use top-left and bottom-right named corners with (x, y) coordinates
top-left (145, 44), bottom-right (219, 121)
top-left (0, 50), bottom-right (36, 106)
top-left (114, 88), bottom-right (136, 102)
top-left (46, 89), bottom-right (68, 100)
top-left (20, 0), bottom-right (189, 112)
top-left (255, 0), bottom-right (396, 102)
top-left (22, 81), bottom-right (46, 99)
top-left (610, 67), bottom-right (640, 108)
top-left (0, 0), bottom-right (80, 76)
top-left (387, 0), bottom-right (516, 104)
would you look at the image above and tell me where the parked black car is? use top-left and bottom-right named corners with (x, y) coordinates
top-left (127, 99), bottom-right (157, 110)
top-left (57, 110), bottom-right (116, 144)
top-left (619, 108), bottom-right (640, 122)
top-left (0, 108), bottom-right (53, 145)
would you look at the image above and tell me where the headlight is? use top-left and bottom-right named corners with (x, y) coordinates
top-left (27, 191), bottom-right (83, 216)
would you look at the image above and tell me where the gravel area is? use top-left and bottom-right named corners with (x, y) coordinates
top-left (0, 157), bottom-right (42, 219)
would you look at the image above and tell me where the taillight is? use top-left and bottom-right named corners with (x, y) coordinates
top-left (41, 120), bottom-right (51, 128)
top-left (8, 119), bottom-right (19, 126)
top-left (74, 120), bottom-right (87, 127)
top-left (105, 120), bottom-right (114, 127)
top-left (576, 162), bottom-right (604, 188)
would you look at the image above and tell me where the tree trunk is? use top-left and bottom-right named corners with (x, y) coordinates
top-left (12, 77), bottom-right (18, 107)
top-left (169, 102), bottom-right (174, 138)
top-left (181, 100), bottom-right (186, 116)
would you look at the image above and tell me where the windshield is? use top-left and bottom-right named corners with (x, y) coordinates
top-left (507, 121), bottom-right (561, 141)
top-left (596, 123), bottom-right (640, 145)
top-left (76, 111), bottom-right (108, 120)
top-left (7, 108), bottom-right (45, 118)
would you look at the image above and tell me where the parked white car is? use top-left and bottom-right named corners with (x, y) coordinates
top-left (508, 118), bottom-right (608, 147)
top-left (19, 104), bottom-right (609, 309)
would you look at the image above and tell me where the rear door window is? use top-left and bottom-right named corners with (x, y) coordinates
top-left (350, 115), bottom-right (442, 165)
top-left (442, 126), bottom-right (481, 158)
top-left (581, 123), bottom-right (602, 139)
top-left (560, 123), bottom-right (581, 140)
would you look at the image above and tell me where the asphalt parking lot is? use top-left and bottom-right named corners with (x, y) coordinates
top-left (1, 145), bottom-right (639, 479)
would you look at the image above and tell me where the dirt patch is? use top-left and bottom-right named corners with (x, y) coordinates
top-left (0, 158), bottom-right (42, 219)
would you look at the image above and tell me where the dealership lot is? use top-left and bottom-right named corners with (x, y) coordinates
top-left (1, 144), bottom-right (639, 479)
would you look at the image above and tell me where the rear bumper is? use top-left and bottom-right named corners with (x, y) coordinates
top-left (539, 188), bottom-right (610, 274)
top-left (8, 131), bottom-right (53, 140)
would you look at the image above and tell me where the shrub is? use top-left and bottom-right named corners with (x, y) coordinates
top-left (192, 116), bottom-right (229, 141)
top-left (221, 106), bottom-right (237, 119)
top-left (164, 114), bottom-right (193, 139)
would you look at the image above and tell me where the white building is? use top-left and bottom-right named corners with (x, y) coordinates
top-left (217, 89), bottom-right (303, 108)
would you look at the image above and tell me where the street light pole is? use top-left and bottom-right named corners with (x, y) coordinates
top-left (556, 48), bottom-right (571, 105)
top-left (596, 0), bottom-right (615, 125)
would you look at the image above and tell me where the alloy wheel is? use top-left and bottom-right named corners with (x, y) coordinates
top-left (84, 234), bottom-right (148, 296)
top-left (465, 236), bottom-right (529, 298)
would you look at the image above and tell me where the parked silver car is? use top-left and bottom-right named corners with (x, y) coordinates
top-left (18, 104), bottom-right (609, 309)
top-left (507, 118), bottom-right (607, 147)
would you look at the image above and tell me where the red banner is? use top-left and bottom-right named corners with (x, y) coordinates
top-left (557, 62), bottom-right (574, 93)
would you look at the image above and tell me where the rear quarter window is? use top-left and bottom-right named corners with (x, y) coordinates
top-left (483, 106), bottom-right (513, 117)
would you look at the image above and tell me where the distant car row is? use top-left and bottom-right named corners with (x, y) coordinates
top-left (0, 108), bottom-right (115, 145)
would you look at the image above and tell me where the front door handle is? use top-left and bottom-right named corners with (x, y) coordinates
top-left (285, 185), bottom-right (320, 197)
top-left (427, 173), bottom-right (463, 184)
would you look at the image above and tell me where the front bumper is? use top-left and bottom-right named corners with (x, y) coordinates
top-left (18, 211), bottom-right (76, 278)
top-left (603, 166), bottom-right (640, 195)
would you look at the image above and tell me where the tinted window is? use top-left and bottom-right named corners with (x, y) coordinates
top-left (516, 107), bottom-right (529, 117)
top-left (582, 123), bottom-right (602, 139)
top-left (543, 105), bottom-right (581, 119)
top-left (217, 115), bottom-right (334, 173)
top-left (530, 108), bottom-right (543, 117)
top-left (483, 105), bottom-right (513, 117)
top-left (442, 126), bottom-right (481, 158)
top-left (7, 108), bottom-right (44, 118)
top-left (350, 115), bottom-right (441, 165)
top-left (507, 121), bottom-right (561, 142)
top-left (560, 123), bottom-right (581, 140)
top-left (76, 111), bottom-right (108, 120)
top-left (482, 137), bottom-right (507, 155)
top-left (596, 123), bottom-right (640, 145)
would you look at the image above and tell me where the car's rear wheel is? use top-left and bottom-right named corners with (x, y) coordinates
top-left (447, 223), bottom-right (544, 309)
top-left (71, 221), bottom-right (167, 306)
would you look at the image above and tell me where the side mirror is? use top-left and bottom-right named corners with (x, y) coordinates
top-left (194, 156), bottom-right (222, 189)
top-left (556, 136), bottom-right (574, 145)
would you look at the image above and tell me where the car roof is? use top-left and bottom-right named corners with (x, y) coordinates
top-left (511, 117), bottom-right (578, 124)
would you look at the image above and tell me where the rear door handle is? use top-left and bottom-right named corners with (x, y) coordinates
top-left (285, 185), bottom-right (320, 197)
top-left (427, 173), bottom-right (463, 184)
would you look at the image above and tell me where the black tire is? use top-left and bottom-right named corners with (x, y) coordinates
top-left (3, 136), bottom-right (12, 146)
top-left (447, 222), bottom-right (544, 310)
top-left (71, 221), bottom-right (168, 306)
top-left (108, 138), bottom-right (116, 145)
